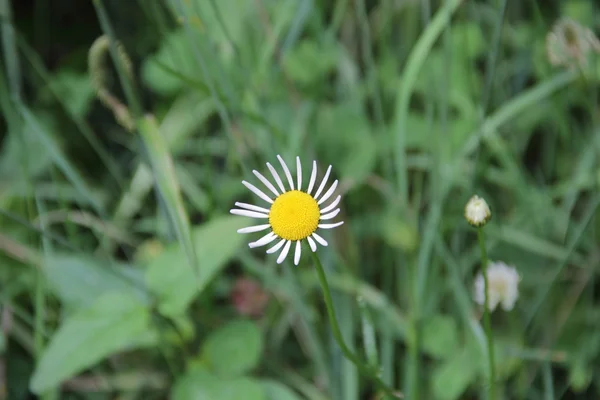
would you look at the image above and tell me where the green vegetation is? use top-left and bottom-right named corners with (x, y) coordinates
top-left (1, 0), bottom-right (599, 399)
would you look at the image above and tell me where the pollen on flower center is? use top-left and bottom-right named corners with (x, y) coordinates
top-left (269, 190), bottom-right (320, 241)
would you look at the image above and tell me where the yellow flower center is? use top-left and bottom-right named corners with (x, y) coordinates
top-left (269, 190), bottom-right (320, 241)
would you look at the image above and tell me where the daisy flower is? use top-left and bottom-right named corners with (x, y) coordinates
top-left (474, 261), bottom-right (520, 312)
top-left (230, 155), bottom-right (344, 265)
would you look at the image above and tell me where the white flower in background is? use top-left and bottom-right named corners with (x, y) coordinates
top-left (546, 18), bottom-right (600, 69)
top-left (474, 261), bottom-right (520, 311)
top-left (464, 195), bottom-right (491, 227)
top-left (230, 155), bottom-right (343, 265)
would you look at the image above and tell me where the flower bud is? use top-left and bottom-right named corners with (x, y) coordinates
top-left (464, 195), bottom-right (491, 227)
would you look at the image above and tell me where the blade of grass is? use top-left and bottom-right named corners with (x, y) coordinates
top-left (136, 115), bottom-right (199, 280)
top-left (171, 0), bottom-right (248, 174)
top-left (542, 362), bottom-right (555, 400)
top-left (485, 225), bottom-right (585, 264)
top-left (391, 7), bottom-right (463, 392)
top-left (435, 237), bottom-right (487, 352)
top-left (18, 105), bottom-right (104, 214)
top-left (391, 0), bottom-right (462, 205)
top-left (358, 296), bottom-right (379, 367)
top-left (525, 193), bottom-right (600, 327)
top-left (337, 291), bottom-right (358, 400)
top-left (457, 69), bottom-right (579, 162)
top-left (0, 0), bottom-right (22, 100)
top-left (34, 194), bottom-right (60, 400)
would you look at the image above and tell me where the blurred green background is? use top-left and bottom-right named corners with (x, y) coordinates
top-left (1, 0), bottom-right (599, 399)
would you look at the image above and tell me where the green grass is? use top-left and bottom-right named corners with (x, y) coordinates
top-left (1, 0), bottom-right (599, 399)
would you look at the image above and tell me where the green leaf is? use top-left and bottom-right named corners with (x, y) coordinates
top-left (202, 319), bottom-right (263, 377)
top-left (30, 292), bottom-right (155, 393)
top-left (432, 345), bottom-right (478, 400)
top-left (283, 40), bottom-right (341, 85)
top-left (450, 22), bottom-right (486, 60)
top-left (141, 30), bottom-right (198, 95)
top-left (41, 71), bottom-right (94, 117)
top-left (569, 362), bottom-right (592, 392)
top-left (44, 254), bottom-right (148, 308)
top-left (145, 215), bottom-right (246, 316)
top-left (422, 315), bottom-right (459, 359)
top-left (262, 380), bottom-right (303, 400)
top-left (173, 368), bottom-right (266, 400)
top-left (0, 110), bottom-right (53, 180)
top-left (382, 216), bottom-right (419, 253)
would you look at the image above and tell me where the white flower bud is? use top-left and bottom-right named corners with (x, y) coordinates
top-left (474, 261), bottom-right (520, 312)
top-left (464, 195), bottom-right (491, 227)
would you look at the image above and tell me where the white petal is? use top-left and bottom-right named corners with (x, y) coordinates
top-left (317, 179), bottom-right (338, 205)
top-left (252, 170), bottom-right (280, 196)
top-left (313, 165), bottom-right (332, 199)
top-left (307, 161), bottom-right (317, 195)
top-left (277, 154), bottom-right (295, 191)
top-left (242, 181), bottom-right (273, 204)
top-left (267, 238), bottom-right (286, 254)
top-left (307, 236), bottom-right (317, 252)
top-left (277, 240), bottom-right (292, 264)
top-left (311, 232), bottom-right (328, 246)
top-left (318, 221), bottom-right (344, 229)
top-left (321, 195), bottom-right (341, 214)
top-left (320, 209), bottom-right (340, 220)
top-left (235, 201), bottom-right (270, 214)
top-left (237, 224), bottom-right (271, 234)
top-left (294, 241), bottom-right (302, 266)
top-left (266, 162), bottom-right (286, 194)
top-left (296, 156), bottom-right (302, 191)
top-left (249, 232), bottom-right (277, 248)
top-left (230, 209), bottom-right (269, 218)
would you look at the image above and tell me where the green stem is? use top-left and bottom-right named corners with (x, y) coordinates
top-left (310, 251), bottom-right (401, 399)
top-left (477, 228), bottom-right (496, 400)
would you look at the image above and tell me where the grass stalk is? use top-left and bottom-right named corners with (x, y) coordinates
top-left (392, 0), bottom-right (462, 205)
top-left (477, 228), bottom-right (496, 400)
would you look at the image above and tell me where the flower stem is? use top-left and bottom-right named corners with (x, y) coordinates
top-left (477, 228), bottom-right (496, 400)
top-left (310, 251), bottom-right (401, 399)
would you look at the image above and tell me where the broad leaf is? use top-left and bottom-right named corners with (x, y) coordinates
top-left (422, 315), bottom-right (459, 359)
top-left (145, 216), bottom-right (246, 316)
top-left (173, 367), bottom-right (266, 400)
top-left (44, 254), bottom-right (147, 308)
top-left (262, 380), bottom-right (303, 400)
top-left (30, 292), bottom-right (154, 393)
top-left (202, 319), bottom-right (263, 377)
top-left (432, 345), bottom-right (478, 400)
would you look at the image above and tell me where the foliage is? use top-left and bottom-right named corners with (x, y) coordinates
top-left (0, 0), bottom-right (599, 399)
